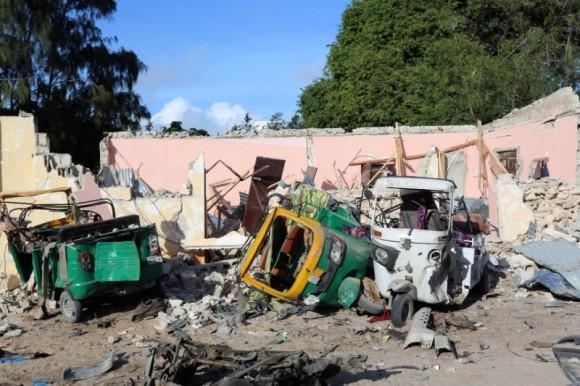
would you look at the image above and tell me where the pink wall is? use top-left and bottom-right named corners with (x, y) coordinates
top-left (106, 115), bottom-right (578, 224)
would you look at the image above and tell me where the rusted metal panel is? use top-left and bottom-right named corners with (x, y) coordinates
top-left (242, 157), bottom-right (285, 233)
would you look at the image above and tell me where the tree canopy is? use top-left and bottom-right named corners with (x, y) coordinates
top-left (0, 0), bottom-right (149, 168)
top-left (299, 0), bottom-right (579, 128)
top-left (162, 121), bottom-right (209, 136)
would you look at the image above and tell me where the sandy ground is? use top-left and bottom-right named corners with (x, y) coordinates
top-left (0, 274), bottom-right (578, 386)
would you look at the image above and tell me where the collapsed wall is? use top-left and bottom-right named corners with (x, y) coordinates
top-left (520, 178), bottom-right (580, 241)
top-left (102, 88), bottom-right (580, 244)
top-left (0, 114), bottom-right (103, 286)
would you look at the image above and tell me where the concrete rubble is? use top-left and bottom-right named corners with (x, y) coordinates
top-left (519, 178), bottom-right (580, 242)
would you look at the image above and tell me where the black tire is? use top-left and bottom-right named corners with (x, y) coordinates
top-left (60, 291), bottom-right (82, 323)
top-left (391, 293), bottom-right (414, 327)
top-left (357, 294), bottom-right (385, 315)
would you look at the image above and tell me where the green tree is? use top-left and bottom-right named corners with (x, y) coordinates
top-left (287, 112), bottom-right (304, 129)
top-left (0, 0), bottom-right (149, 168)
top-left (162, 121), bottom-right (184, 133)
top-left (228, 112), bottom-right (253, 133)
top-left (299, 0), bottom-right (579, 128)
top-left (188, 127), bottom-right (209, 136)
top-left (266, 112), bottom-right (286, 130)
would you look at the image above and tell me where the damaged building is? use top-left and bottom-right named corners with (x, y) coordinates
top-left (0, 87), bottom-right (579, 285)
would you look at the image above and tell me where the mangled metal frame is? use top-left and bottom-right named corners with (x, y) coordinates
top-left (144, 329), bottom-right (367, 385)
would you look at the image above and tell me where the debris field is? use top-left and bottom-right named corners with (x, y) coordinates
top-left (0, 88), bottom-right (579, 385)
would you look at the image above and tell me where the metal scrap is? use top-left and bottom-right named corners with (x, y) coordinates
top-left (553, 347), bottom-right (580, 384)
top-left (62, 352), bottom-right (115, 382)
top-left (434, 334), bottom-right (456, 357)
top-left (131, 298), bottom-right (166, 322)
top-left (403, 307), bottom-right (435, 350)
top-left (144, 330), bottom-right (367, 385)
top-left (514, 239), bottom-right (580, 300)
top-left (557, 335), bottom-right (580, 345)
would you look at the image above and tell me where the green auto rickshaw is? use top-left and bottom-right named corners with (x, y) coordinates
top-left (238, 184), bottom-right (372, 309)
top-left (0, 187), bottom-right (163, 322)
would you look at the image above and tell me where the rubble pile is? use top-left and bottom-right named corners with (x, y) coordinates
top-left (0, 286), bottom-right (33, 317)
top-left (520, 178), bottom-right (580, 242)
top-left (156, 257), bottom-right (240, 330)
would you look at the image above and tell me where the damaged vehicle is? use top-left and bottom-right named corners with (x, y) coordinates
top-left (145, 329), bottom-right (367, 385)
top-left (367, 177), bottom-right (491, 326)
top-left (0, 187), bottom-right (163, 323)
top-left (238, 184), bottom-right (370, 310)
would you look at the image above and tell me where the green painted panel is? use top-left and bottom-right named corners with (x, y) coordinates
top-left (95, 241), bottom-right (140, 282)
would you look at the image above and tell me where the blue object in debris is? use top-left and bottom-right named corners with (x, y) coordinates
top-left (514, 239), bottom-right (580, 300)
top-left (32, 380), bottom-right (54, 386)
top-left (0, 356), bottom-right (29, 364)
top-left (522, 268), bottom-right (580, 300)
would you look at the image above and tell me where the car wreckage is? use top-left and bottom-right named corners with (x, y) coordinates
top-left (367, 176), bottom-right (492, 326)
top-left (0, 187), bottom-right (163, 322)
top-left (145, 328), bottom-right (367, 385)
top-left (238, 183), bottom-right (371, 310)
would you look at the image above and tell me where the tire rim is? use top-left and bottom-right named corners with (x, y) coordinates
top-left (62, 297), bottom-right (74, 318)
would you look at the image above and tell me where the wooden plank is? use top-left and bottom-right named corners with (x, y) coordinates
top-left (404, 139), bottom-right (478, 161)
top-left (437, 148), bottom-right (447, 179)
top-left (482, 142), bottom-right (509, 176)
top-left (394, 122), bottom-right (405, 176)
top-left (477, 120), bottom-right (484, 194)
top-left (0, 186), bottom-right (72, 199)
top-left (350, 157), bottom-right (395, 166)
top-left (367, 157), bottom-right (395, 186)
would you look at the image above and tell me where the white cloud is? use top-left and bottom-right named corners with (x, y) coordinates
top-left (151, 97), bottom-right (248, 134)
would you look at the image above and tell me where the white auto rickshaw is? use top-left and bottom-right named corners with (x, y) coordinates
top-left (366, 176), bottom-right (491, 327)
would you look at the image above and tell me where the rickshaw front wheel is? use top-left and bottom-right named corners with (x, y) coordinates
top-left (391, 293), bottom-right (414, 327)
top-left (60, 291), bottom-right (82, 323)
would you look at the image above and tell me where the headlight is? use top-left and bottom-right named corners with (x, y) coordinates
top-left (374, 248), bottom-right (390, 265)
top-left (372, 244), bottom-right (399, 271)
top-left (148, 234), bottom-right (161, 255)
top-left (329, 236), bottom-right (344, 264)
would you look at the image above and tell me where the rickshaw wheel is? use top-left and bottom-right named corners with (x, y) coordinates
top-left (60, 291), bottom-right (82, 323)
top-left (391, 293), bottom-right (414, 327)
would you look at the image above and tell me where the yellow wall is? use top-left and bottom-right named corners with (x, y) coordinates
top-left (0, 116), bottom-right (79, 282)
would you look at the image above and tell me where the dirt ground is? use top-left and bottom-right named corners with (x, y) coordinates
top-left (0, 273), bottom-right (578, 386)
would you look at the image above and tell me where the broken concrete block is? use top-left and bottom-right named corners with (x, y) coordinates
top-left (108, 335), bottom-right (120, 344)
top-left (495, 175), bottom-right (534, 242)
top-left (0, 323), bottom-right (14, 335)
top-left (154, 312), bottom-right (176, 332)
top-left (511, 267), bottom-right (537, 288)
top-left (0, 273), bottom-right (20, 292)
top-left (46, 299), bottom-right (58, 313)
top-left (542, 226), bottom-right (577, 243)
top-left (507, 253), bottom-right (536, 270)
top-left (216, 324), bottom-right (232, 336)
top-left (3, 328), bottom-right (22, 338)
top-left (102, 186), bottom-right (132, 201)
top-left (167, 298), bottom-right (183, 308)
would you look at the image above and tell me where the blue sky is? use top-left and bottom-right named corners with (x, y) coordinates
top-left (100, 0), bottom-right (351, 133)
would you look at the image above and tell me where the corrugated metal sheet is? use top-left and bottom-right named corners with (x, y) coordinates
top-left (515, 239), bottom-right (580, 291)
top-left (116, 168), bottom-right (135, 187)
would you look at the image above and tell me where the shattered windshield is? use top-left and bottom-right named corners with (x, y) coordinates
top-left (371, 188), bottom-right (451, 231)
